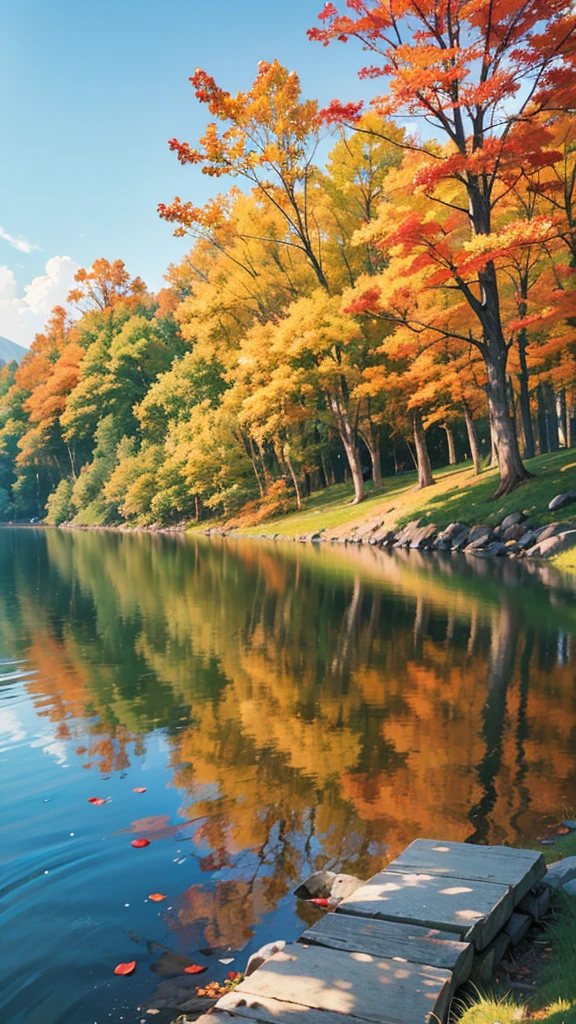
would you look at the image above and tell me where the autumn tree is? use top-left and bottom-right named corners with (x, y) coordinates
top-left (310, 0), bottom-right (576, 495)
top-left (67, 258), bottom-right (146, 313)
top-left (159, 60), bottom-right (332, 290)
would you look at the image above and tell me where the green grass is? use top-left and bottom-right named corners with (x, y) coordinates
top-left (400, 450), bottom-right (576, 531)
top-left (220, 448), bottom-right (576, 540)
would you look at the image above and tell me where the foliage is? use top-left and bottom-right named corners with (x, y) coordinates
top-left (45, 478), bottom-right (74, 526)
top-left (2, 14), bottom-right (576, 524)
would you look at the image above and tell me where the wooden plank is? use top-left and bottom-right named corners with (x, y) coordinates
top-left (504, 912), bottom-right (532, 946)
top-left (517, 886), bottom-right (551, 921)
top-left (301, 913), bottom-right (473, 987)
top-left (216, 993), bottom-right (375, 1024)
top-left (227, 942), bottom-right (454, 1024)
top-left (387, 840), bottom-right (545, 902)
top-left (336, 869), bottom-right (514, 950)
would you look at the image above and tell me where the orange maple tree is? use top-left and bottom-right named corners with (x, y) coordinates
top-left (309, 0), bottom-right (576, 495)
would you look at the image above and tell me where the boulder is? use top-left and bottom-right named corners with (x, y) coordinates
top-left (477, 540), bottom-right (507, 557)
top-left (468, 525), bottom-right (493, 545)
top-left (502, 523), bottom-right (527, 542)
top-left (527, 529), bottom-right (576, 559)
top-left (246, 939), bottom-right (286, 977)
top-left (330, 873), bottom-right (365, 900)
top-left (501, 511), bottom-right (527, 530)
top-left (543, 855), bottom-right (576, 889)
top-left (369, 525), bottom-right (396, 546)
top-left (563, 820), bottom-right (576, 830)
top-left (518, 530), bottom-right (538, 550)
top-left (451, 527), bottom-right (471, 551)
top-left (294, 869), bottom-right (364, 902)
top-left (410, 524), bottom-right (438, 549)
top-left (536, 522), bottom-right (565, 543)
top-left (293, 869), bottom-right (336, 899)
top-left (432, 536), bottom-right (450, 550)
top-left (394, 520), bottom-right (423, 548)
top-left (548, 493), bottom-right (576, 512)
top-left (563, 878), bottom-right (576, 897)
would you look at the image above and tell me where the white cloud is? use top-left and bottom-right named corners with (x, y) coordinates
top-left (0, 225), bottom-right (42, 254)
top-left (0, 256), bottom-right (80, 348)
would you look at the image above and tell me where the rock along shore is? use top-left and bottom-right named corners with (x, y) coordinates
top-left (205, 490), bottom-right (576, 562)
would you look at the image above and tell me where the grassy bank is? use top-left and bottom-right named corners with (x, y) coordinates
top-left (215, 449), bottom-right (576, 540)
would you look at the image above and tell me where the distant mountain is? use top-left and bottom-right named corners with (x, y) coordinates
top-left (0, 336), bottom-right (28, 366)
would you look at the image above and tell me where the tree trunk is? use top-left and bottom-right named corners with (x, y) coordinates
top-left (558, 390), bottom-right (568, 448)
top-left (517, 330), bottom-right (535, 459)
top-left (320, 453), bottom-right (330, 488)
top-left (569, 396), bottom-right (576, 448)
top-left (329, 394), bottom-right (364, 503)
top-left (485, 356), bottom-right (532, 497)
top-left (536, 385), bottom-right (549, 453)
top-left (489, 421), bottom-right (499, 467)
top-left (442, 423), bottom-right (457, 465)
top-left (544, 383), bottom-right (559, 452)
top-left (465, 197), bottom-right (530, 494)
top-left (462, 400), bottom-right (481, 475)
top-left (359, 421), bottom-right (382, 489)
top-left (243, 434), bottom-right (264, 497)
top-left (283, 444), bottom-right (302, 510)
top-left (412, 408), bottom-right (434, 488)
top-left (255, 438), bottom-right (272, 487)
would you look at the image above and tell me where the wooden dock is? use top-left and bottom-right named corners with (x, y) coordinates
top-left (196, 839), bottom-right (546, 1024)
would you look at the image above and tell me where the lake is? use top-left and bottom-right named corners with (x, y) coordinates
top-left (1, 527), bottom-right (576, 1024)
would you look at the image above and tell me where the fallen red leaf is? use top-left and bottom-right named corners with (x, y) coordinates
top-left (149, 893), bottom-right (166, 902)
top-left (114, 961), bottom-right (136, 976)
top-left (131, 838), bottom-right (150, 848)
top-left (184, 964), bottom-right (207, 974)
top-left (228, 971), bottom-right (240, 980)
top-left (309, 897), bottom-right (330, 907)
top-left (133, 787), bottom-right (147, 794)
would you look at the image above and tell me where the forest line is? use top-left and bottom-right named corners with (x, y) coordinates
top-left (1, 0), bottom-right (576, 526)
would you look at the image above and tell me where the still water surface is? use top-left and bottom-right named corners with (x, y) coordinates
top-left (1, 527), bottom-right (576, 1024)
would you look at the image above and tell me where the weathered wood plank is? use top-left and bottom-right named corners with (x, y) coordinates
top-left (518, 886), bottom-right (551, 921)
top-left (228, 942), bottom-right (454, 1024)
top-left (336, 869), bottom-right (514, 950)
top-left (504, 912), bottom-right (532, 946)
top-left (387, 840), bottom-right (545, 902)
top-left (301, 913), bottom-right (473, 986)
top-left (216, 992), bottom-right (375, 1024)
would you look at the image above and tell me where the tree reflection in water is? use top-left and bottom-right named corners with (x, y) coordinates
top-left (1, 526), bottom-right (576, 955)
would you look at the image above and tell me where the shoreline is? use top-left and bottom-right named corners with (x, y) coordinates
top-left (3, 510), bottom-right (576, 568)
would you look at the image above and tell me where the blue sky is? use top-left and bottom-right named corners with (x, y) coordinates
top-left (0, 0), bottom-right (376, 346)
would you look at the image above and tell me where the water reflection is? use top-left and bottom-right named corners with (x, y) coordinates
top-left (1, 528), bottom-right (576, 1023)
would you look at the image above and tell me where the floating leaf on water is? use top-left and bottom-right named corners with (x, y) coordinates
top-left (131, 838), bottom-right (150, 848)
top-left (309, 897), bottom-right (330, 907)
top-left (183, 964), bottom-right (207, 974)
top-left (114, 961), bottom-right (136, 976)
top-left (148, 893), bottom-right (166, 902)
top-left (133, 788), bottom-right (147, 794)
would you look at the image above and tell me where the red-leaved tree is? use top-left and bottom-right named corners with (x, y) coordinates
top-left (309, 0), bottom-right (576, 495)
